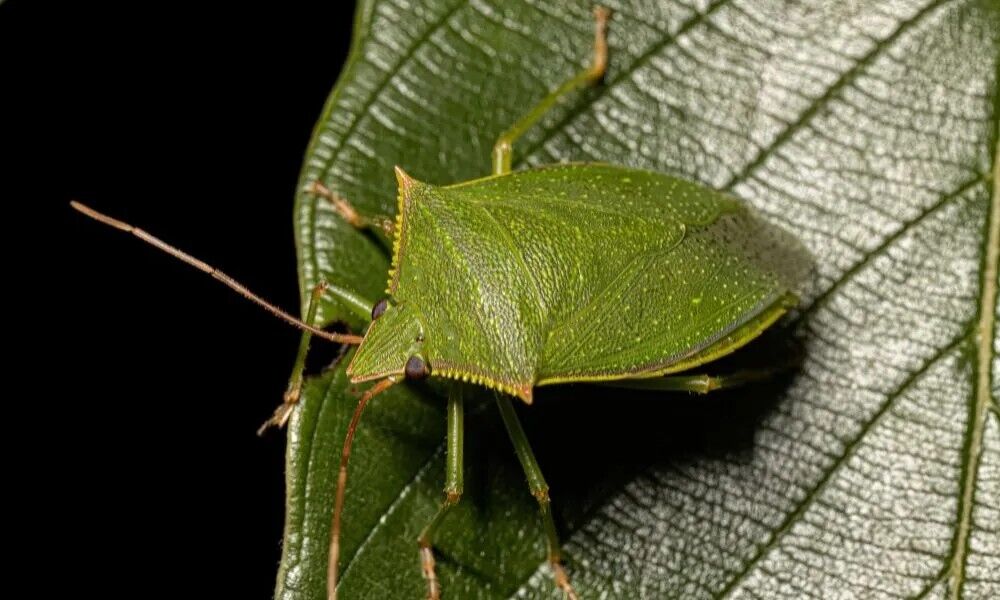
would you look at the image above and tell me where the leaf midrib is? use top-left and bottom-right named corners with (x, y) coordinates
top-left (946, 127), bottom-right (1000, 600)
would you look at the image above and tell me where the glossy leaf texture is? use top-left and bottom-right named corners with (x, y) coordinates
top-left (281, 1), bottom-right (1000, 599)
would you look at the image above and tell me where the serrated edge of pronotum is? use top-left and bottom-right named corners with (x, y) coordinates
top-left (386, 166), bottom-right (412, 295)
top-left (947, 129), bottom-right (999, 599)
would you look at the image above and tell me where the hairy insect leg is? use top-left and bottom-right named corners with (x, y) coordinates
top-left (495, 396), bottom-right (578, 600)
top-left (306, 180), bottom-right (395, 236)
top-left (416, 384), bottom-right (465, 600)
top-left (328, 376), bottom-right (401, 600)
top-left (607, 367), bottom-right (786, 394)
top-left (491, 6), bottom-right (610, 175)
top-left (257, 281), bottom-right (329, 434)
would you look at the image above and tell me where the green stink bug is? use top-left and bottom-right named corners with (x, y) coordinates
top-left (73, 7), bottom-right (810, 600)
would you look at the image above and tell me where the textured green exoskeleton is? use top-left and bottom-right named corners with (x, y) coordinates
top-left (350, 164), bottom-right (806, 402)
top-left (72, 8), bottom-right (811, 600)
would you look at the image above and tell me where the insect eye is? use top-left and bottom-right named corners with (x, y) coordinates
top-left (404, 354), bottom-right (431, 380)
top-left (371, 298), bottom-right (389, 320)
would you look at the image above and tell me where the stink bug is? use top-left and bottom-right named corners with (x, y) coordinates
top-left (73, 7), bottom-right (811, 600)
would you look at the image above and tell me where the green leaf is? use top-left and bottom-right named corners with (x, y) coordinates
top-left (281, 1), bottom-right (1000, 599)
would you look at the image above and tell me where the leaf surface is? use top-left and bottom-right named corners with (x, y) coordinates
top-left (280, 1), bottom-right (1000, 598)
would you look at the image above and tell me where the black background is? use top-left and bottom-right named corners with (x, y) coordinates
top-left (5, 1), bottom-right (356, 597)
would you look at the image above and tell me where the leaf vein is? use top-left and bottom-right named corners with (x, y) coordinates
top-left (512, 0), bottom-right (731, 167)
top-left (713, 334), bottom-right (967, 599)
top-left (721, 0), bottom-right (953, 192)
top-left (337, 445), bottom-right (445, 586)
top-left (306, 0), bottom-right (470, 303)
top-left (800, 175), bottom-right (983, 319)
top-left (944, 108), bottom-right (1000, 600)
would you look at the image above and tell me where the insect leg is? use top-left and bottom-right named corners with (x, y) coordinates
top-left (255, 278), bottom-right (375, 433)
top-left (495, 396), bottom-right (578, 600)
top-left (416, 384), bottom-right (465, 600)
top-left (328, 376), bottom-right (401, 600)
top-left (257, 281), bottom-right (329, 434)
top-left (306, 180), bottom-right (395, 236)
top-left (605, 367), bottom-right (786, 394)
top-left (491, 6), bottom-right (609, 175)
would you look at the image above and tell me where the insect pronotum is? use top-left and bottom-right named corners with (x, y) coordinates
top-left (73, 7), bottom-right (810, 600)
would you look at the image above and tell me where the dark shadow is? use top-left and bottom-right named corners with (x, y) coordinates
top-left (460, 323), bottom-right (802, 537)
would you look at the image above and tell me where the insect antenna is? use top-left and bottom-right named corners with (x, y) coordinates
top-left (70, 201), bottom-right (363, 345)
top-left (328, 375), bottom-right (400, 600)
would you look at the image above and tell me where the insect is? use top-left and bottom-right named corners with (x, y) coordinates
top-left (73, 7), bottom-right (810, 600)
